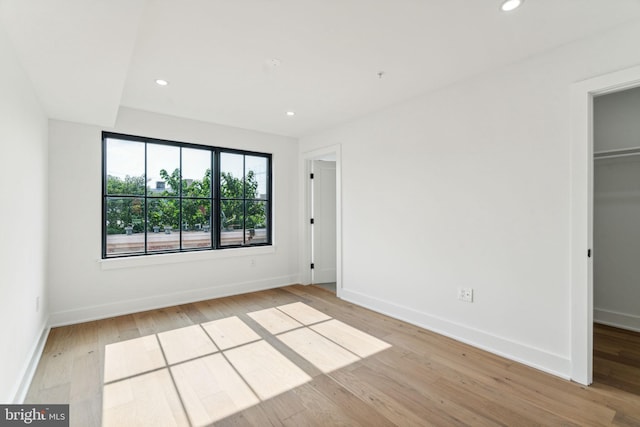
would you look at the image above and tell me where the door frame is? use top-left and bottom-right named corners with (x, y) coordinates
top-left (300, 145), bottom-right (342, 296)
top-left (570, 65), bottom-right (640, 385)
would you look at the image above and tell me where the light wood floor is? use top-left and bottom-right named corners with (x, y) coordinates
top-left (26, 285), bottom-right (640, 426)
top-left (594, 323), bottom-right (640, 397)
top-left (313, 282), bottom-right (336, 293)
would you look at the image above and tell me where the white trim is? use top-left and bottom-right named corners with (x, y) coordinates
top-left (300, 145), bottom-right (343, 298)
top-left (48, 275), bottom-right (298, 327)
top-left (309, 160), bottom-right (316, 284)
top-left (99, 245), bottom-right (276, 270)
top-left (12, 323), bottom-right (50, 403)
top-left (594, 308), bottom-right (640, 333)
top-left (570, 64), bottom-right (640, 386)
top-left (342, 289), bottom-right (571, 379)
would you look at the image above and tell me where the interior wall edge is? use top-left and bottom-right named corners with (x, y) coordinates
top-left (341, 288), bottom-right (572, 381)
top-left (48, 275), bottom-right (299, 328)
top-left (11, 322), bottom-right (50, 404)
top-left (594, 308), bottom-right (640, 333)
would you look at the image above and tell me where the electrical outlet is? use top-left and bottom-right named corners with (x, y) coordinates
top-left (250, 258), bottom-right (256, 267)
top-left (457, 288), bottom-right (473, 303)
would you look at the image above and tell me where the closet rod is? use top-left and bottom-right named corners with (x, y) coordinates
top-left (594, 146), bottom-right (640, 160)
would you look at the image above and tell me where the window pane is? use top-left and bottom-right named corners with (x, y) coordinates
top-left (147, 198), bottom-right (180, 252)
top-left (106, 139), bottom-right (145, 196)
top-left (221, 153), bottom-right (244, 198)
top-left (182, 200), bottom-right (212, 249)
top-left (147, 144), bottom-right (180, 196)
top-left (147, 198), bottom-right (163, 233)
top-left (182, 199), bottom-right (211, 231)
top-left (245, 156), bottom-right (268, 200)
top-left (105, 197), bottom-right (145, 256)
top-left (220, 200), bottom-right (244, 246)
top-left (182, 148), bottom-right (212, 198)
top-left (246, 201), bottom-right (268, 244)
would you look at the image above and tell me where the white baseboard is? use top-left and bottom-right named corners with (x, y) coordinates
top-left (594, 308), bottom-right (640, 333)
top-left (340, 288), bottom-right (571, 380)
top-left (12, 322), bottom-right (50, 403)
top-left (49, 275), bottom-right (299, 327)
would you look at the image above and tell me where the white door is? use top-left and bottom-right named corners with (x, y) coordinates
top-left (312, 160), bottom-right (337, 284)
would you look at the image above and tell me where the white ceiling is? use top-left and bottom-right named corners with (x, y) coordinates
top-left (2, 0), bottom-right (640, 137)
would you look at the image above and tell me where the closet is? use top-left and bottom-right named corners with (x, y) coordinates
top-left (593, 86), bottom-right (640, 333)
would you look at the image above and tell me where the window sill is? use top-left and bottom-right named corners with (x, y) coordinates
top-left (98, 245), bottom-right (276, 270)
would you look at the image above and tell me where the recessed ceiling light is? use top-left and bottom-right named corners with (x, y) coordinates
top-left (155, 79), bottom-right (169, 86)
top-left (263, 58), bottom-right (282, 75)
top-left (286, 111), bottom-right (295, 116)
top-left (265, 58), bottom-right (282, 68)
top-left (500, 0), bottom-right (523, 12)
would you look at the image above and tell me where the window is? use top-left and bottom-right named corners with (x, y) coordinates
top-left (102, 132), bottom-right (272, 258)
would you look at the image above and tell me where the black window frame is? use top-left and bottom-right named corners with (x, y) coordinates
top-left (102, 131), bottom-right (272, 259)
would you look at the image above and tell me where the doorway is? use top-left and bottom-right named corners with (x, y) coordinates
top-left (301, 145), bottom-right (342, 297)
top-left (593, 87), bottom-right (640, 332)
top-left (570, 64), bottom-right (640, 385)
top-left (311, 159), bottom-right (337, 292)
top-left (592, 87), bottom-right (640, 395)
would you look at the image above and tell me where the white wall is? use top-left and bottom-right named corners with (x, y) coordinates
top-left (593, 87), bottom-right (640, 331)
top-left (48, 107), bottom-right (299, 325)
top-left (0, 25), bottom-right (49, 402)
top-left (300, 21), bottom-right (640, 378)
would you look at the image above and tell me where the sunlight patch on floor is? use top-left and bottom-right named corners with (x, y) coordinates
top-left (171, 354), bottom-right (260, 426)
top-left (201, 316), bottom-right (261, 350)
top-left (224, 341), bottom-right (312, 400)
top-left (276, 302), bottom-right (331, 325)
top-left (311, 319), bottom-right (391, 358)
top-left (102, 302), bottom-right (391, 426)
top-left (247, 307), bottom-right (303, 334)
top-left (157, 325), bottom-right (218, 364)
top-left (277, 327), bottom-right (359, 373)
top-left (103, 369), bottom-right (189, 426)
top-left (103, 335), bottom-right (165, 383)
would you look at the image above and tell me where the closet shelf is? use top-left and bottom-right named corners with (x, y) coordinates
top-left (595, 146), bottom-right (640, 160)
